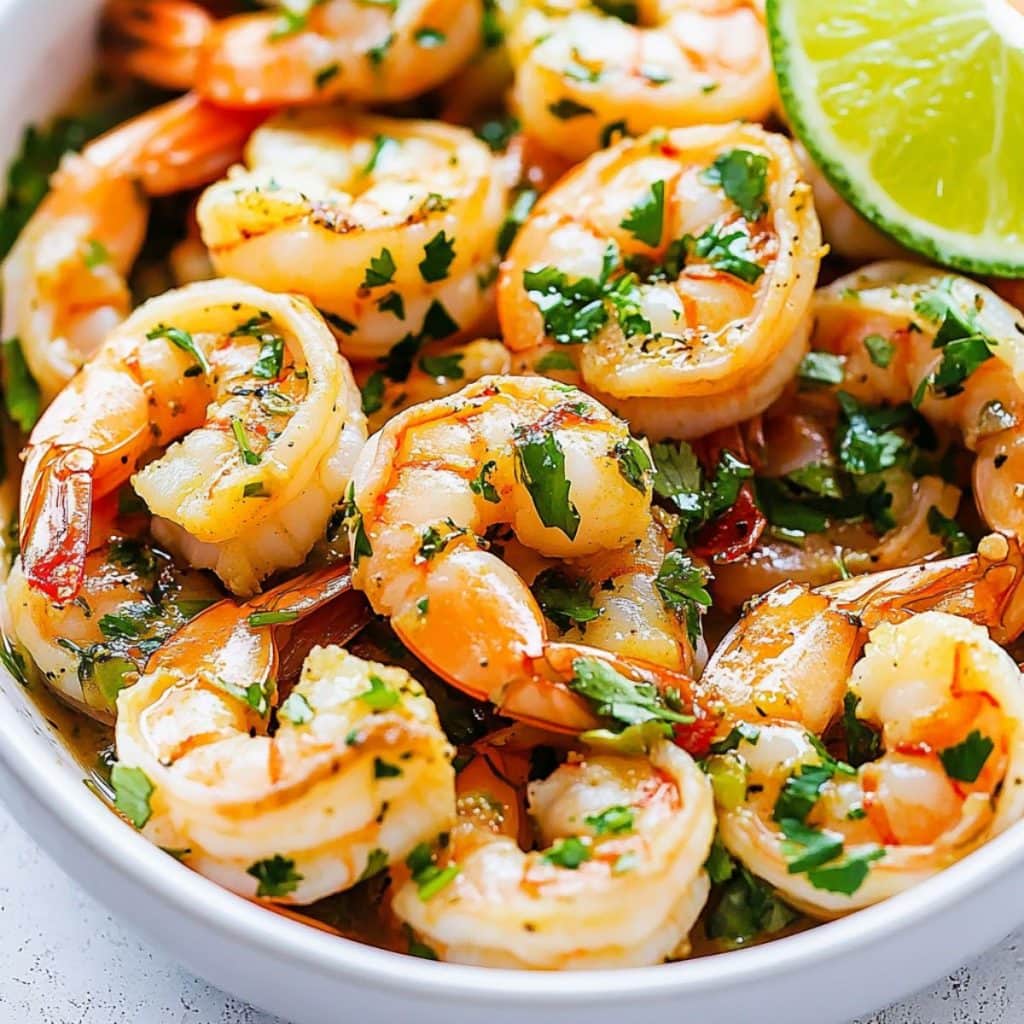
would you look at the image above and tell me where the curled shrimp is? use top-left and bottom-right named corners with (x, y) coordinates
top-left (19, 279), bottom-right (367, 602)
top-left (103, 0), bottom-right (483, 106)
top-left (392, 731), bottom-right (714, 967)
top-left (504, 0), bottom-right (775, 162)
top-left (197, 109), bottom-right (508, 361)
top-left (813, 261), bottom-right (1024, 540)
top-left (2, 94), bottom-right (263, 405)
top-left (348, 374), bottom-right (703, 736)
top-left (115, 566), bottom-right (454, 904)
top-left (714, 612), bottom-right (1024, 917)
top-left (702, 534), bottom-right (1024, 742)
top-left (498, 123), bottom-right (823, 439)
top-left (6, 530), bottom-right (222, 721)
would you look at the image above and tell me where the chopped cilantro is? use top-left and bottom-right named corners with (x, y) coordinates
top-left (111, 764), bottom-right (153, 829)
top-left (927, 506), bottom-right (973, 556)
top-left (654, 549), bottom-right (711, 644)
top-left (687, 223), bottom-right (764, 284)
top-left (773, 764), bottom-right (835, 824)
top-left (531, 568), bottom-right (602, 632)
top-left (864, 333), bottom-right (895, 368)
top-left (362, 248), bottom-right (396, 288)
top-left (709, 723), bottom-right (761, 754)
top-left (498, 187), bottom-right (538, 256)
top-left (361, 371), bottom-right (385, 414)
top-left (835, 392), bottom-right (911, 475)
top-left (247, 854), bottom-right (303, 898)
top-left (806, 848), bottom-right (885, 895)
top-left (701, 149), bottom-right (769, 221)
top-left (841, 692), bottom-right (881, 768)
top-left (469, 461), bottom-right (500, 503)
top-left (419, 231), bottom-right (455, 282)
top-left (374, 757), bottom-right (402, 779)
top-left (377, 290), bottom-right (405, 320)
top-left (707, 864), bottom-right (797, 945)
top-left (418, 352), bottom-right (464, 380)
top-left (534, 350), bottom-right (577, 372)
top-left (1, 336), bottom-right (41, 431)
top-left (568, 656), bottom-right (693, 732)
top-left (548, 98), bottom-right (595, 119)
top-left (938, 730), bottom-right (994, 783)
top-left (146, 324), bottom-right (212, 377)
top-left (514, 426), bottom-right (581, 539)
top-left (620, 179), bottom-right (664, 246)
top-left (798, 351), bottom-right (844, 386)
top-left (230, 417), bottom-right (261, 466)
top-left (778, 818), bottom-right (843, 873)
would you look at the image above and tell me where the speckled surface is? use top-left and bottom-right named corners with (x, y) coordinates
top-left (0, 800), bottom-right (1017, 1024)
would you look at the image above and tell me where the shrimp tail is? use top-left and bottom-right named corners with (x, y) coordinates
top-left (19, 447), bottom-right (96, 604)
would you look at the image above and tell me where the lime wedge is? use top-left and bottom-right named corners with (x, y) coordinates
top-left (768, 0), bottom-right (1024, 275)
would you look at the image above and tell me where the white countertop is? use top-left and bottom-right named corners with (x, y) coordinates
top-left (0, 799), bottom-right (1018, 1024)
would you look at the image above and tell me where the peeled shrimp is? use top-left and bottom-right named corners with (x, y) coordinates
top-left (2, 94), bottom-right (263, 405)
top-left (197, 110), bottom-right (508, 361)
top-left (19, 279), bottom-right (366, 602)
top-left (103, 0), bottom-right (483, 106)
top-left (814, 261), bottom-right (1024, 540)
top-left (115, 567), bottom-right (453, 904)
top-left (6, 532), bottom-right (221, 721)
top-left (393, 733), bottom-right (714, 967)
top-left (505, 0), bottom-right (775, 162)
top-left (348, 374), bottom-right (701, 735)
top-left (498, 123), bottom-right (823, 439)
top-left (715, 612), bottom-right (1024, 917)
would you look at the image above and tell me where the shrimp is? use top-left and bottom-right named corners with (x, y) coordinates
top-left (702, 534), bottom-right (1024, 742)
top-left (504, 0), bottom-right (775, 162)
top-left (348, 374), bottom-right (705, 737)
top-left (392, 732), bottom-right (714, 967)
top-left (196, 109), bottom-right (508, 361)
top-left (6, 531), bottom-right (222, 721)
top-left (103, 0), bottom-right (483, 106)
top-left (713, 612), bottom-right (1024, 917)
top-left (498, 123), bottom-right (823, 439)
top-left (706, 392), bottom-right (963, 611)
top-left (2, 94), bottom-right (264, 404)
top-left (19, 279), bottom-right (367, 602)
top-left (813, 261), bottom-right (1024, 540)
top-left (115, 568), bottom-right (453, 905)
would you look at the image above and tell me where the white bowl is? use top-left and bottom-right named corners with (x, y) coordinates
top-left (1, 2), bottom-right (1023, 1021)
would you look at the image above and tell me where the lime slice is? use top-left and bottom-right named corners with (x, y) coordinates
top-left (768, 0), bottom-right (1024, 275)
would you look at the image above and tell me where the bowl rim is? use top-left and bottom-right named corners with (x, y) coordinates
top-left (1, 0), bottom-right (1024, 1004)
top-left (3, 662), bottom-right (1024, 1004)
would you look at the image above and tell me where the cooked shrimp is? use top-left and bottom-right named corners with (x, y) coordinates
top-left (702, 533), bottom-right (1024, 741)
top-left (715, 612), bottom-right (1024, 917)
top-left (6, 531), bottom-right (222, 721)
top-left (115, 567), bottom-right (452, 904)
top-left (393, 733), bottom-right (714, 967)
top-left (504, 0), bottom-right (775, 162)
top-left (813, 262), bottom-right (1024, 540)
top-left (19, 279), bottom-right (366, 602)
top-left (2, 94), bottom-right (264, 404)
top-left (498, 123), bottom-right (823, 439)
top-left (707, 394), bottom-right (963, 611)
top-left (104, 0), bottom-right (483, 106)
top-left (348, 374), bottom-right (703, 736)
top-left (197, 110), bottom-right (508, 361)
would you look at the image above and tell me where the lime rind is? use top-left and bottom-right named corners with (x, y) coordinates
top-left (768, 0), bottom-right (1024, 277)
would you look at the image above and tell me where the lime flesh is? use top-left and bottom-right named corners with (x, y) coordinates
top-left (769, 0), bottom-right (1024, 275)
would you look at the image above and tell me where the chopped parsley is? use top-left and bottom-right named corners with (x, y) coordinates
top-left (513, 426), bottom-right (581, 539)
top-left (418, 352), bottom-right (464, 380)
top-left (361, 371), bottom-right (385, 414)
top-left (835, 392), bottom-right (911, 475)
top-left (374, 757), bottom-right (402, 779)
top-left (864, 333), bottom-right (895, 368)
top-left (531, 568), bottom-right (602, 632)
top-left (701, 149), bottom-right (769, 221)
top-left (377, 290), bottom-right (405, 320)
top-left (613, 437), bottom-right (652, 493)
top-left (841, 692), bottom-right (881, 768)
top-left (709, 722), bottom-right (761, 755)
top-left (498, 187), bottom-right (538, 256)
top-left (548, 98), bottom-right (595, 119)
top-left (707, 863), bottom-right (797, 945)
top-left (247, 855), bottom-right (303, 898)
top-left (342, 483), bottom-right (373, 565)
top-left (798, 351), bottom-right (844, 386)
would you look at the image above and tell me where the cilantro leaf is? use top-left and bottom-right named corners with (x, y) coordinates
top-left (111, 764), bottom-right (154, 829)
top-left (798, 351), bottom-right (844, 386)
top-left (835, 392), bottom-right (911, 475)
top-left (613, 437), bottom-right (652, 492)
top-left (806, 848), bottom-right (884, 895)
top-left (361, 371), bottom-right (385, 414)
top-left (654, 549), bottom-right (711, 644)
top-left (146, 324), bottom-right (212, 377)
top-left (709, 723), bottom-right (761, 754)
top-left (773, 764), bottom-right (835, 824)
top-left (469, 460), bottom-right (500, 503)
top-left (842, 692), bottom-right (881, 768)
top-left (548, 98), bottom-right (595, 119)
top-left (418, 352), bottom-right (464, 380)
top-left (707, 864), bottom-right (797, 945)
top-left (938, 729), bottom-right (994, 783)
top-left (568, 656), bottom-right (693, 731)
top-left (620, 179), bottom-right (665, 246)
top-left (687, 223), bottom-right (764, 284)
top-left (247, 854), bottom-right (303, 898)
top-left (419, 231), bottom-right (455, 282)
top-left (701, 149), bottom-right (769, 221)
top-left (778, 818), bottom-right (844, 874)
top-left (927, 506), bottom-right (973, 556)
top-left (498, 187), bottom-right (538, 255)
top-left (864, 333), bottom-right (895, 368)
top-left (531, 568), bottom-right (602, 633)
top-left (362, 248), bottom-right (396, 288)
top-left (514, 426), bottom-right (581, 539)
